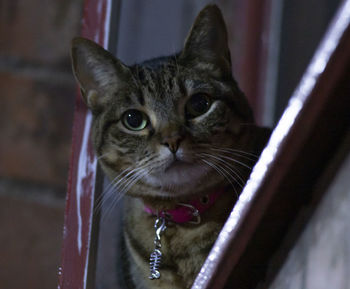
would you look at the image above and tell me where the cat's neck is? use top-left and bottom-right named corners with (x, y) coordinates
top-left (143, 186), bottom-right (227, 224)
top-left (140, 183), bottom-right (232, 212)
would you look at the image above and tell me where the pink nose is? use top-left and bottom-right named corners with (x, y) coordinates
top-left (162, 136), bottom-right (182, 153)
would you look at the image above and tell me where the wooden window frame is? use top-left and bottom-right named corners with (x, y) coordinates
top-left (58, 1), bottom-right (112, 288)
top-left (58, 1), bottom-right (350, 288)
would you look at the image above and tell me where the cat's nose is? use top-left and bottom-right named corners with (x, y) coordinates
top-left (162, 136), bottom-right (182, 154)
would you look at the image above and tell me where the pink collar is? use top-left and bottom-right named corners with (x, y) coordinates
top-left (144, 187), bottom-right (226, 224)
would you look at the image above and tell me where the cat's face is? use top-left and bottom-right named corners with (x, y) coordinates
top-left (71, 5), bottom-right (256, 198)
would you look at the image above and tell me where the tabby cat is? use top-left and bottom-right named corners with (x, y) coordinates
top-left (71, 5), bottom-right (270, 289)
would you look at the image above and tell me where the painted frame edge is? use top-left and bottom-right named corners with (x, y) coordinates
top-left (58, 0), bottom-right (112, 288)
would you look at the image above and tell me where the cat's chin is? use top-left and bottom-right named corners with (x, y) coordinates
top-left (144, 161), bottom-right (212, 196)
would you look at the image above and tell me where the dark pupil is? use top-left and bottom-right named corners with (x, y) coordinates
top-left (126, 110), bottom-right (143, 128)
top-left (190, 94), bottom-right (209, 113)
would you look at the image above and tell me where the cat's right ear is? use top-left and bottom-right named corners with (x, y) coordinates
top-left (71, 37), bottom-right (131, 111)
top-left (181, 5), bottom-right (231, 74)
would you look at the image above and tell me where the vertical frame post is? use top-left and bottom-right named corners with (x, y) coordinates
top-left (58, 1), bottom-right (112, 288)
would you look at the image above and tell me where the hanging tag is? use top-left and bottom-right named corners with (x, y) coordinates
top-left (149, 217), bottom-right (167, 280)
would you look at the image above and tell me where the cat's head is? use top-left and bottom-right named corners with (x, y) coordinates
top-left (70, 5), bottom-right (261, 199)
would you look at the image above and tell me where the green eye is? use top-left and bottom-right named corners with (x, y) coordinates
top-left (122, 109), bottom-right (149, 131)
top-left (185, 93), bottom-right (211, 119)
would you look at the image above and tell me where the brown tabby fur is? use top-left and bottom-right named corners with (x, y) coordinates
top-left (71, 5), bottom-right (270, 289)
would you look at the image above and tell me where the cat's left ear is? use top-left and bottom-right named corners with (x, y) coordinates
top-left (71, 37), bottom-right (132, 111)
top-left (181, 5), bottom-right (231, 73)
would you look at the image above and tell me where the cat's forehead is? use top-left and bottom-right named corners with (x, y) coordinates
top-left (134, 58), bottom-right (180, 91)
top-left (131, 60), bottom-right (184, 112)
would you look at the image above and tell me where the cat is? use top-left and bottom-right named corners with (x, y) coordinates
top-left (71, 4), bottom-right (270, 289)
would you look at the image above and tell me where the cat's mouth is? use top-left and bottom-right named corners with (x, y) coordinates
top-left (142, 152), bottom-right (213, 196)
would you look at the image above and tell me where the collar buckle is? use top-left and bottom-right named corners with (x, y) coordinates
top-left (177, 202), bottom-right (201, 224)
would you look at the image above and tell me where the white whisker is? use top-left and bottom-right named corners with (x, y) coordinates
top-left (199, 153), bottom-right (246, 187)
top-left (199, 157), bottom-right (239, 198)
top-left (95, 158), bottom-right (152, 214)
top-left (207, 151), bottom-right (253, 170)
top-left (102, 168), bottom-right (146, 220)
top-left (211, 147), bottom-right (259, 159)
top-left (97, 154), bottom-right (106, 160)
top-left (94, 167), bottom-right (132, 213)
top-left (100, 157), bottom-right (159, 220)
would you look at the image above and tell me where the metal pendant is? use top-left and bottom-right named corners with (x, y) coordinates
top-left (149, 216), bottom-right (167, 280)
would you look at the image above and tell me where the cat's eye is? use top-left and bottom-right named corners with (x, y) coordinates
top-left (122, 109), bottom-right (149, 131)
top-left (185, 93), bottom-right (212, 119)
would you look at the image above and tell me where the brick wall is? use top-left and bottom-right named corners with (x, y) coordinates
top-left (0, 1), bottom-right (83, 288)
